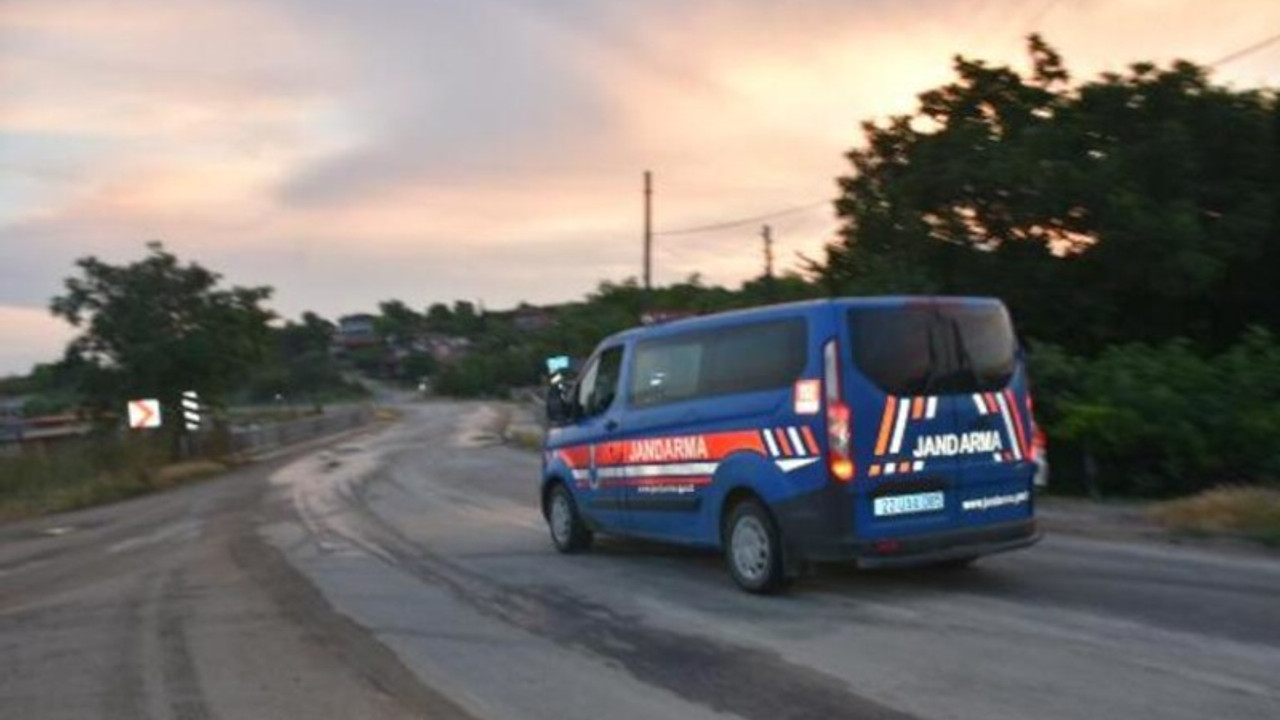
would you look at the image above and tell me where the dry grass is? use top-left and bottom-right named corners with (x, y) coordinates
top-left (1149, 486), bottom-right (1280, 546)
top-left (506, 428), bottom-right (545, 452)
top-left (152, 460), bottom-right (227, 487)
top-left (0, 440), bottom-right (229, 520)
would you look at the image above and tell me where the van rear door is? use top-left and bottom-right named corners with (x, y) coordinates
top-left (845, 302), bottom-right (962, 536)
top-left (942, 301), bottom-right (1036, 525)
top-left (844, 299), bottom-right (1031, 537)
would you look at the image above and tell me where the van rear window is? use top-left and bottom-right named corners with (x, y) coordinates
top-left (847, 303), bottom-right (1016, 395)
top-left (629, 318), bottom-right (807, 408)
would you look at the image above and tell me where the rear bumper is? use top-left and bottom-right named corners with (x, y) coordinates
top-left (773, 492), bottom-right (1040, 566)
top-left (852, 520), bottom-right (1041, 568)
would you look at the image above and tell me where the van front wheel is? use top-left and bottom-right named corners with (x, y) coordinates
top-left (725, 500), bottom-right (787, 594)
top-left (547, 484), bottom-right (592, 553)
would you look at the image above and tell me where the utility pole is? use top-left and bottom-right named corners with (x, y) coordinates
top-left (761, 224), bottom-right (774, 280)
top-left (762, 224), bottom-right (776, 301)
top-left (643, 170), bottom-right (652, 291)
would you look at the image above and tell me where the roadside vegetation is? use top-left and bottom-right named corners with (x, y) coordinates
top-left (1150, 487), bottom-right (1280, 547)
top-left (0, 245), bottom-right (369, 518)
top-left (0, 435), bottom-right (225, 519)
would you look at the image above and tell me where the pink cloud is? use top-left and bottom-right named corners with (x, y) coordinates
top-left (0, 306), bottom-right (75, 376)
top-left (3, 0), bottom-right (1278, 375)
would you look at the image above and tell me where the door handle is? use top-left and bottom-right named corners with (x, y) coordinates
top-left (604, 419), bottom-right (619, 432)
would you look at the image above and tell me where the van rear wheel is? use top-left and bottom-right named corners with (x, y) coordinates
top-left (725, 499), bottom-right (787, 594)
top-left (547, 484), bottom-right (592, 553)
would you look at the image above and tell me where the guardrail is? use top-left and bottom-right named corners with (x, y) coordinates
top-left (227, 406), bottom-right (374, 456)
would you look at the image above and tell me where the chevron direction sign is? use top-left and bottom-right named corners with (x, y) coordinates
top-left (127, 399), bottom-right (161, 429)
top-left (182, 390), bottom-right (202, 431)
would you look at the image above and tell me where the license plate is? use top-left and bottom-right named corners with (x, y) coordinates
top-left (874, 491), bottom-right (945, 517)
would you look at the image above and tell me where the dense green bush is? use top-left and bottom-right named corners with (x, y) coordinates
top-left (433, 346), bottom-right (541, 397)
top-left (1029, 328), bottom-right (1280, 496)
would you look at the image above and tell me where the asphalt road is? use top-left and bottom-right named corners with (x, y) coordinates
top-left (2, 400), bottom-right (1278, 720)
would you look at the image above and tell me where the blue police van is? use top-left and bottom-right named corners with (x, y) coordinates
top-left (541, 297), bottom-right (1041, 593)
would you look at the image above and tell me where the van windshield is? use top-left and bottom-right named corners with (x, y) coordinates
top-left (847, 302), bottom-right (1016, 395)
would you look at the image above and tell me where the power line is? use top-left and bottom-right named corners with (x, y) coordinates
top-left (1210, 30), bottom-right (1280, 68)
top-left (655, 199), bottom-right (830, 237)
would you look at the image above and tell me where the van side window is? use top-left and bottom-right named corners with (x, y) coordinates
top-left (630, 339), bottom-right (703, 407)
top-left (703, 320), bottom-right (807, 396)
top-left (577, 346), bottom-right (624, 418)
top-left (629, 318), bottom-right (806, 408)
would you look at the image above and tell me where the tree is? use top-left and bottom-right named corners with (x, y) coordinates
top-left (450, 300), bottom-right (484, 337)
top-left (50, 242), bottom-right (275, 419)
top-left (376, 300), bottom-right (422, 342)
top-left (278, 312), bottom-right (334, 360)
top-left (819, 35), bottom-right (1280, 353)
top-left (425, 302), bottom-right (453, 330)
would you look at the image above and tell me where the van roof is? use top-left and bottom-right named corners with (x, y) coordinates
top-left (600, 295), bottom-right (1005, 346)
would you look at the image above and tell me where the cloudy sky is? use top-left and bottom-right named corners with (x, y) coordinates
top-left (2, 0), bottom-right (1278, 375)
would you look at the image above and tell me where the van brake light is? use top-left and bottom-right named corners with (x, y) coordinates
top-left (823, 339), bottom-right (854, 482)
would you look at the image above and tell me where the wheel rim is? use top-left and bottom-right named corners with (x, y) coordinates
top-left (731, 515), bottom-right (771, 583)
top-left (550, 491), bottom-right (573, 545)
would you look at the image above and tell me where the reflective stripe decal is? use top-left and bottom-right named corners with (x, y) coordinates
top-left (868, 460), bottom-right (924, 477)
top-left (801, 426), bottom-right (819, 455)
top-left (994, 393), bottom-right (1023, 461)
top-left (597, 462), bottom-right (719, 479)
top-left (889, 398), bottom-right (911, 454)
top-left (926, 396), bottom-right (938, 419)
top-left (605, 475), bottom-right (715, 487)
top-left (776, 457), bottom-right (821, 473)
top-left (762, 429), bottom-right (780, 457)
top-left (972, 394), bottom-right (988, 415)
top-left (1004, 389), bottom-right (1030, 459)
top-left (874, 396), bottom-right (897, 456)
top-left (786, 427), bottom-right (806, 457)
top-left (774, 428), bottom-right (793, 456)
top-left (911, 397), bottom-right (924, 420)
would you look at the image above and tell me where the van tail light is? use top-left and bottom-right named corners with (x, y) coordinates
top-left (1026, 390), bottom-right (1045, 461)
top-left (823, 338), bottom-right (854, 482)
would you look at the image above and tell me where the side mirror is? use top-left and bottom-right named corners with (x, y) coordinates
top-left (546, 375), bottom-right (573, 425)
top-left (546, 388), bottom-right (570, 425)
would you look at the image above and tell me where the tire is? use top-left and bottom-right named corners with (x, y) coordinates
top-left (546, 483), bottom-right (592, 553)
top-left (724, 499), bottom-right (788, 594)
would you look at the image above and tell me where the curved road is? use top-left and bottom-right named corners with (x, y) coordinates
top-left (2, 401), bottom-right (1277, 719)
